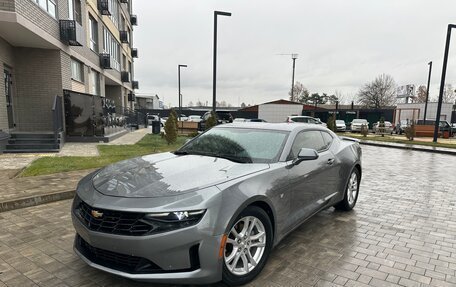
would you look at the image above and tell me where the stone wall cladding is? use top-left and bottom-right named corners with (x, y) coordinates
top-left (0, 0), bottom-right (15, 11)
top-left (15, 0), bottom-right (59, 40)
top-left (0, 37), bottom-right (15, 132)
top-left (13, 48), bottom-right (62, 131)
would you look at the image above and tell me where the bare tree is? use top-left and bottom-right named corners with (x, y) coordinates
top-left (289, 82), bottom-right (310, 103)
top-left (358, 74), bottom-right (397, 108)
top-left (415, 85), bottom-right (427, 103)
top-left (188, 101), bottom-right (194, 107)
top-left (195, 100), bottom-right (203, 106)
top-left (443, 84), bottom-right (455, 103)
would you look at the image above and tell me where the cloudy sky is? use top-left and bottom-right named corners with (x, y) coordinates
top-left (133, 0), bottom-right (456, 107)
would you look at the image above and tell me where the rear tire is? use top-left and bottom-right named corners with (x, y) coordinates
top-left (334, 168), bottom-right (360, 211)
top-left (222, 206), bottom-right (273, 286)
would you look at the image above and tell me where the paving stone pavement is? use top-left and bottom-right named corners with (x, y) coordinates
top-left (0, 145), bottom-right (456, 287)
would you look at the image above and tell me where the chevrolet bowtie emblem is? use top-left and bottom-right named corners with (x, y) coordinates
top-left (91, 210), bottom-right (103, 218)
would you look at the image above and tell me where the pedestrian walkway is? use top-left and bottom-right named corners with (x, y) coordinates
top-left (359, 139), bottom-right (456, 155)
top-left (0, 128), bottom-right (150, 212)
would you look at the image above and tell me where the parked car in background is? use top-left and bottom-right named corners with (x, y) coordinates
top-left (394, 119), bottom-right (412, 135)
top-left (147, 114), bottom-right (164, 127)
top-left (198, 110), bottom-right (234, 131)
top-left (286, 116), bottom-right (327, 127)
top-left (247, 119), bottom-right (267, 122)
top-left (373, 121), bottom-right (393, 134)
top-left (187, 115), bottom-right (202, 122)
top-left (72, 123), bottom-right (362, 286)
top-left (233, 118), bottom-right (247, 123)
top-left (178, 114), bottom-right (188, 121)
top-left (335, 120), bottom-right (346, 132)
top-left (350, 119), bottom-right (369, 132)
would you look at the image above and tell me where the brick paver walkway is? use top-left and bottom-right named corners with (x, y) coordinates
top-left (0, 145), bottom-right (456, 286)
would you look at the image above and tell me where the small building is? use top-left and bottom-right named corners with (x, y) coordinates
top-left (395, 103), bottom-right (454, 124)
top-left (239, 99), bottom-right (318, 123)
top-left (136, 95), bottom-right (162, 110)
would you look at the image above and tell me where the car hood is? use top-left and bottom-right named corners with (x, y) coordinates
top-left (92, 152), bottom-right (269, 198)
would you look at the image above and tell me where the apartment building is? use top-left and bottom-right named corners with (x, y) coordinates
top-left (0, 0), bottom-right (139, 151)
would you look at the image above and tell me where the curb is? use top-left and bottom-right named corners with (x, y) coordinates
top-left (359, 140), bottom-right (456, 156)
top-left (0, 189), bottom-right (75, 213)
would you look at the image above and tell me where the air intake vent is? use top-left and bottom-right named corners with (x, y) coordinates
top-left (99, 53), bottom-right (112, 69)
top-left (131, 15), bottom-right (138, 26)
top-left (59, 20), bottom-right (84, 46)
top-left (97, 0), bottom-right (111, 15)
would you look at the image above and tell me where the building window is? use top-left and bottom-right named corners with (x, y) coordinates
top-left (34, 0), bottom-right (57, 18)
top-left (89, 16), bottom-right (98, 52)
top-left (103, 27), bottom-right (121, 71)
top-left (71, 58), bottom-right (84, 82)
top-left (109, 0), bottom-right (119, 28)
top-left (89, 69), bottom-right (100, 96)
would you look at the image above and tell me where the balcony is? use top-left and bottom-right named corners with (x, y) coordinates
top-left (128, 93), bottom-right (136, 102)
top-left (132, 81), bottom-right (139, 89)
top-left (121, 71), bottom-right (130, 83)
top-left (131, 48), bottom-right (138, 58)
top-left (119, 31), bottom-right (129, 44)
top-left (99, 53), bottom-right (112, 69)
top-left (131, 15), bottom-right (138, 26)
top-left (97, 0), bottom-right (111, 15)
top-left (59, 20), bottom-right (84, 46)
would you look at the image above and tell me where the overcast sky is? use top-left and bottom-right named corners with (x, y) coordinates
top-left (133, 0), bottom-right (456, 107)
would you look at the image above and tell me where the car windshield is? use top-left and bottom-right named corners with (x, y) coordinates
top-left (176, 128), bottom-right (288, 163)
top-left (336, 120), bottom-right (345, 124)
top-left (217, 112), bottom-right (232, 120)
top-left (353, 119), bottom-right (367, 124)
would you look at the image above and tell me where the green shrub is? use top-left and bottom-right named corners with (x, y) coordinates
top-left (164, 111), bottom-right (178, 144)
top-left (404, 124), bottom-right (416, 141)
top-left (170, 109), bottom-right (179, 132)
top-left (361, 124), bottom-right (368, 137)
top-left (379, 116), bottom-right (385, 137)
top-left (205, 111), bottom-right (217, 130)
top-left (327, 114), bottom-right (336, 132)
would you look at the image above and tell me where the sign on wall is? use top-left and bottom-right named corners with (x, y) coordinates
top-left (397, 85), bottom-right (415, 98)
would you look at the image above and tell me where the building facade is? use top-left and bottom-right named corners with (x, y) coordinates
top-left (0, 0), bottom-right (138, 135)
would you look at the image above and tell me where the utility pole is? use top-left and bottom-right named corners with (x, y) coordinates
top-left (278, 53), bottom-right (298, 101)
top-left (423, 61), bottom-right (432, 124)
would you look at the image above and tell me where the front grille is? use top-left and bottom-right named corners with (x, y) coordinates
top-left (75, 235), bottom-right (201, 274)
top-left (74, 197), bottom-right (153, 236)
top-left (75, 235), bottom-right (163, 274)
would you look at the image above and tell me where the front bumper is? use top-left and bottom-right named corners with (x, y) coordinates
top-left (72, 206), bottom-right (223, 284)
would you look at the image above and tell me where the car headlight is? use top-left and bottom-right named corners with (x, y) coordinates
top-left (142, 210), bottom-right (206, 233)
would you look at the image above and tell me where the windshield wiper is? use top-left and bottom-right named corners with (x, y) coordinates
top-left (174, 150), bottom-right (252, 163)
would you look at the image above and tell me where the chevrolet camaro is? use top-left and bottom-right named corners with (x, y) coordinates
top-left (71, 123), bottom-right (362, 286)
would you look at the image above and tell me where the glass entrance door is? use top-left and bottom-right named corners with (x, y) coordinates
top-left (4, 68), bottom-right (14, 129)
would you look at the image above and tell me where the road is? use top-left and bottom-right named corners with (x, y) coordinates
top-left (1, 145), bottom-right (455, 286)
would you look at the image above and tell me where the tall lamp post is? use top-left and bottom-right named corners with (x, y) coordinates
top-left (290, 54), bottom-right (298, 101)
top-left (434, 24), bottom-right (456, 143)
top-left (423, 61), bottom-right (432, 125)
top-left (178, 64), bottom-right (187, 126)
top-left (212, 10), bottom-right (231, 112)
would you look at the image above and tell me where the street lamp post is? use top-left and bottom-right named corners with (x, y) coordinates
top-left (178, 64), bottom-right (187, 129)
top-left (290, 54), bottom-right (298, 101)
top-left (212, 10), bottom-right (231, 112)
top-left (434, 24), bottom-right (456, 143)
top-left (423, 61), bottom-right (432, 125)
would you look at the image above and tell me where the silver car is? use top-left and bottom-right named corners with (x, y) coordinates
top-left (72, 123), bottom-right (362, 286)
top-left (350, 119), bottom-right (369, 132)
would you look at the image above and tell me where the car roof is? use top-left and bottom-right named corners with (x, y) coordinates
top-left (216, 122), bottom-right (327, 132)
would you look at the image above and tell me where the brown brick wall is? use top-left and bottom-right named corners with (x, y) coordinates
top-left (14, 0), bottom-right (60, 40)
top-left (0, 37), bottom-right (15, 132)
top-left (0, 0), bottom-right (15, 11)
top-left (13, 48), bottom-right (63, 131)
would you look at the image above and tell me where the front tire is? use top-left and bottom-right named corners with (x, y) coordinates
top-left (222, 206), bottom-right (273, 286)
top-left (335, 168), bottom-right (360, 211)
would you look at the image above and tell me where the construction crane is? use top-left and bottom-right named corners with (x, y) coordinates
top-left (277, 53), bottom-right (298, 101)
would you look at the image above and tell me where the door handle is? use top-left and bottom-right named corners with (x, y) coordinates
top-left (327, 158), bottom-right (335, 165)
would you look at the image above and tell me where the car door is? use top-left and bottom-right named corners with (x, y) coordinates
top-left (286, 130), bottom-right (336, 226)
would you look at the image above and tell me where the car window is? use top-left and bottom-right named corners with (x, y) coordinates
top-left (288, 130), bottom-right (327, 160)
top-left (320, 132), bottom-right (333, 150)
top-left (292, 117), bottom-right (307, 123)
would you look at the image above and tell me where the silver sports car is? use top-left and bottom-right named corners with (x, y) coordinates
top-left (72, 123), bottom-right (362, 286)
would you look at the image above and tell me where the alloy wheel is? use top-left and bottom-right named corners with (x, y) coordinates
top-left (347, 172), bottom-right (358, 206)
top-left (224, 216), bottom-right (266, 276)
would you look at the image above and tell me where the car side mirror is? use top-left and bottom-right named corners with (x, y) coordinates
top-left (292, 148), bottom-right (319, 165)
